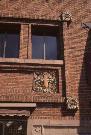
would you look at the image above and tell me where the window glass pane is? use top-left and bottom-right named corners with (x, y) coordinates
top-left (0, 123), bottom-right (3, 135)
top-left (32, 35), bottom-right (57, 60)
top-left (5, 120), bottom-right (27, 135)
top-left (5, 33), bottom-right (20, 58)
top-left (0, 119), bottom-right (27, 135)
top-left (45, 36), bottom-right (57, 60)
top-left (0, 33), bottom-right (5, 57)
top-left (32, 36), bottom-right (44, 59)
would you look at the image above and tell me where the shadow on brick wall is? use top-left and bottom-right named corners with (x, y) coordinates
top-left (78, 29), bottom-right (91, 134)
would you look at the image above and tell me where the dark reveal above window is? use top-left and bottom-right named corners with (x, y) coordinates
top-left (32, 25), bottom-right (61, 60)
top-left (0, 24), bottom-right (20, 58)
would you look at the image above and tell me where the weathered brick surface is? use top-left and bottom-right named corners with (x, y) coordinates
top-left (0, 0), bottom-right (90, 128)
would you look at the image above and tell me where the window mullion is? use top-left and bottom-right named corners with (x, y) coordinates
top-left (43, 36), bottom-right (46, 60)
top-left (3, 33), bottom-right (7, 58)
top-left (2, 122), bottom-right (5, 135)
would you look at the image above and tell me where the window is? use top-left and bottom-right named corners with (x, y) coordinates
top-left (0, 118), bottom-right (27, 135)
top-left (32, 25), bottom-right (61, 60)
top-left (0, 24), bottom-right (20, 58)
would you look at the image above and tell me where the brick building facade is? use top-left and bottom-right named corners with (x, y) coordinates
top-left (0, 0), bottom-right (91, 134)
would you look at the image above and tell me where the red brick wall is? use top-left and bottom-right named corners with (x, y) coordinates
top-left (62, 0), bottom-right (91, 122)
top-left (0, 71), bottom-right (33, 101)
top-left (19, 24), bottom-right (29, 59)
top-left (0, 0), bottom-right (91, 122)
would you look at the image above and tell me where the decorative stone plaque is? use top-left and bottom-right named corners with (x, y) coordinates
top-left (33, 125), bottom-right (42, 135)
top-left (33, 70), bottom-right (58, 93)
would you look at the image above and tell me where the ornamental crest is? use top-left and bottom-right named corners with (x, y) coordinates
top-left (66, 97), bottom-right (79, 110)
top-left (33, 70), bottom-right (58, 93)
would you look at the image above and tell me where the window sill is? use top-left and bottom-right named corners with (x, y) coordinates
top-left (0, 58), bottom-right (64, 66)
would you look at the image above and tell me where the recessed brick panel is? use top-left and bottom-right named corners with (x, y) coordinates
top-left (0, 70), bottom-right (33, 101)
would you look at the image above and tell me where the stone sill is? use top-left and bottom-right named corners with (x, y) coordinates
top-left (0, 103), bottom-right (36, 107)
top-left (0, 58), bottom-right (63, 67)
